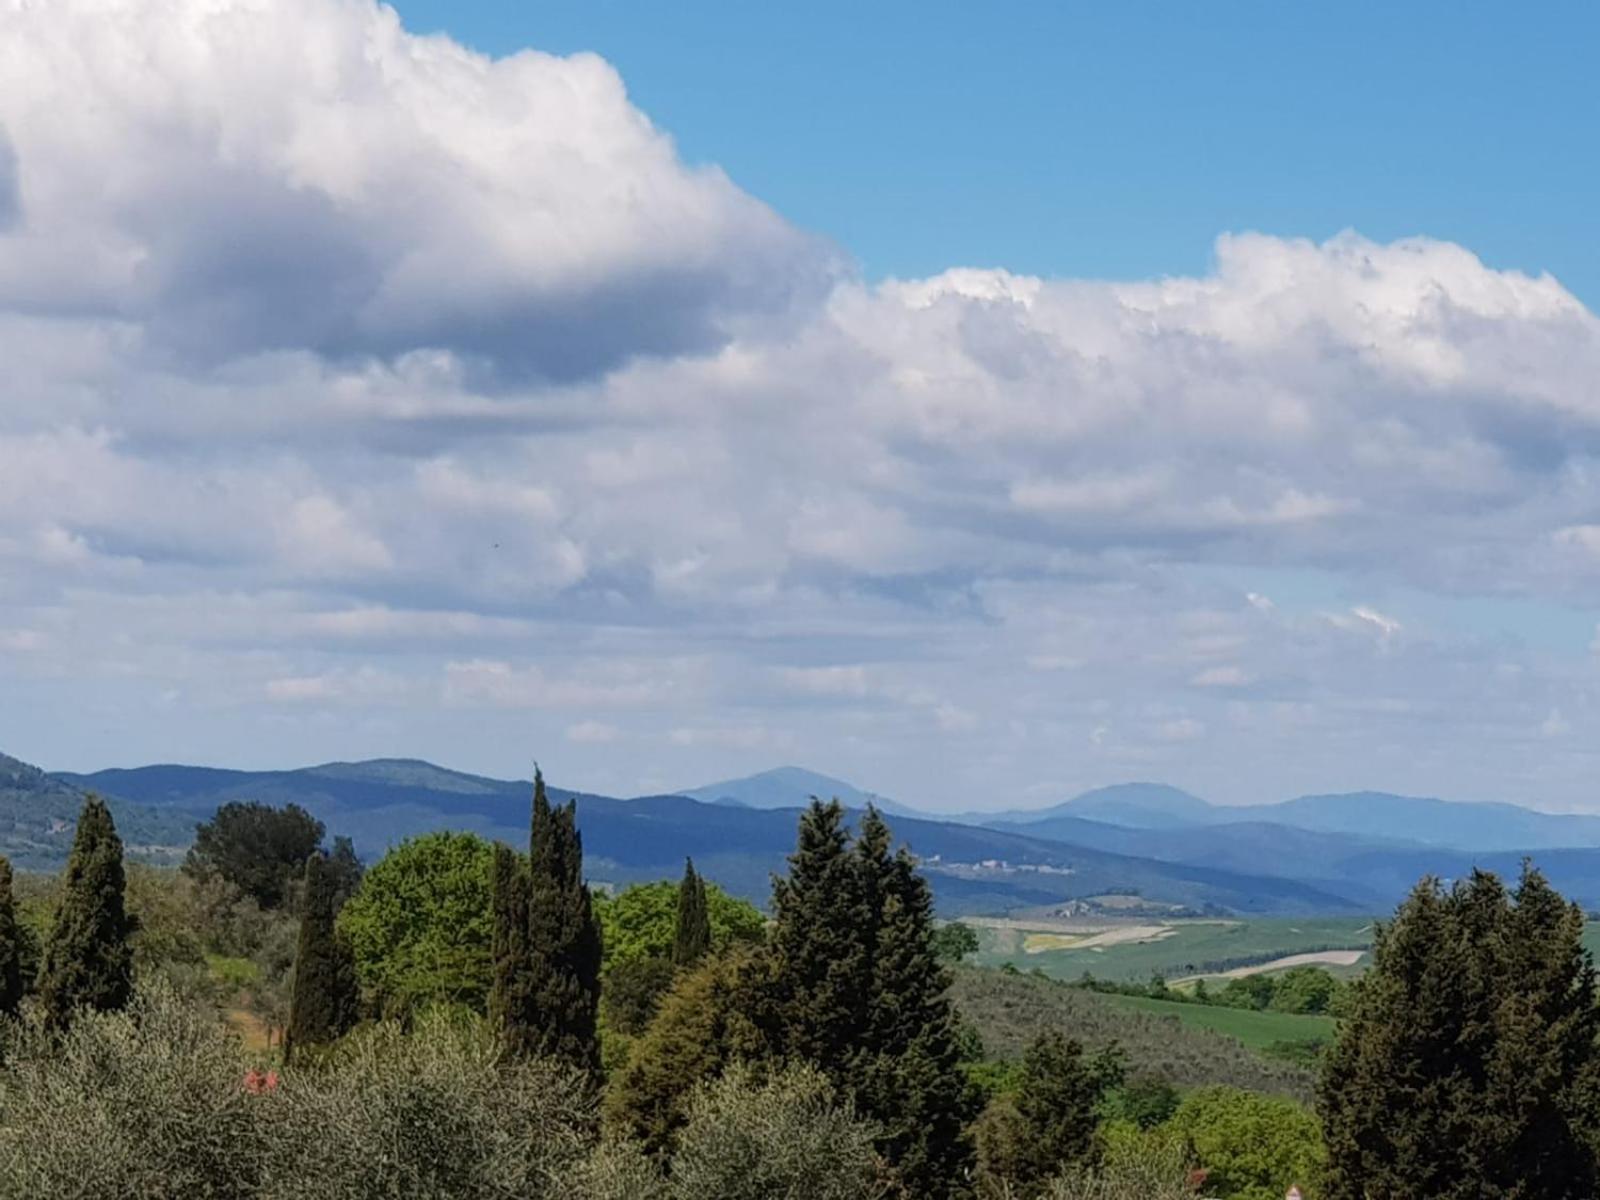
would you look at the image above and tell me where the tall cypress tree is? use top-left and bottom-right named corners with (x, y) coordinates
top-left (523, 768), bottom-right (602, 1070)
top-left (768, 799), bottom-right (871, 1074)
top-left (672, 858), bottom-right (712, 968)
top-left (0, 856), bottom-right (23, 1017)
top-left (1321, 866), bottom-right (1600, 1199)
top-left (285, 852), bottom-right (358, 1061)
top-left (38, 795), bottom-right (135, 1029)
top-left (489, 840), bottom-right (536, 1055)
top-left (854, 812), bottom-right (978, 1198)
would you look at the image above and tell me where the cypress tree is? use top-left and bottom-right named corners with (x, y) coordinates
top-left (285, 852), bottom-right (358, 1061)
top-left (672, 858), bottom-right (711, 968)
top-left (0, 856), bottom-right (23, 1017)
top-left (768, 798), bottom-right (871, 1074)
top-left (38, 795), bottom-right (135, 1029)
top-left (489, 840), bottom-right (536, 1055)
top-left (523, 768), bottom-right (602, 1069)
top-left (854, 812), bottom-right (978, 1198)
top-left (1321, 867), bottom-right (1600, 1199)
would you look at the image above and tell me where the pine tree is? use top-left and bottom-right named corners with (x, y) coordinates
top-left (489, 840), bottom-right (536, 1055)
top-left (38, 795), bottom-right (135, 1029)
top-left (1321, 867), bottom-right (1600, 1199)
top-left (0, 856), bottom-right (23, 1017)
top-left (523, 768), bottom-right (602, 1070)
top-left (672, 858), bottom-right (711, 968)
top-left (285, 852), bottom-right (358, 1061)
top-left (852, 810), bottom-right (977, 1198)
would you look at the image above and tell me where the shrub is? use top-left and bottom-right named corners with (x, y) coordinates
top-left (1168, 1086), bottom-right (1324, 1200)
top-left (667, 1065), bottom-right (887, 1200)
top-left (259, 1009), bottom-right (596, 1199)
top-left (1035, 1133), bottom-right (1202, 1200)
top-left (0, 981), bottom-right (265, 1197)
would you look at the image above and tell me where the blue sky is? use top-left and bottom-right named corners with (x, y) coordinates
top-left (394, 0), bottom-right (1600, 304)
top-left (3, 0), bottom-right (1600, 811)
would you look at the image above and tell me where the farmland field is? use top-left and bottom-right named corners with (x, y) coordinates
top-left (1101, 993), bottom-right (1338, 1051)
top-left (968, 915), bottom-right (1376, 982)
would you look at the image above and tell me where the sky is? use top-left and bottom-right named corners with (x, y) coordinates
top-left (2, 0), bottom-right (1599, 812)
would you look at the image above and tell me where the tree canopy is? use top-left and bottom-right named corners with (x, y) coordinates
top-left (337, 830), bottom-right (495, 1014)
top-left (184, 801), bottom-right (325, 910)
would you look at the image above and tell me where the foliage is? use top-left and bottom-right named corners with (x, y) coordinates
top-left (600, 952), bottom-right (677, 1038)
top-left (1099, 1077), bottom-right (1180, 1130)
top-left (672, 858), bottom-right (712, 968)
top-left (667, 1065), bottom-right (888, 1200)
top-left (261, 1009), bottom-right (597, 1199)
top-left (605, 947), bottom-right (769, 1157)
top-left (286, 852), bottom-right (358, 1059)
top-left (0, 980), bottom-right (267, 1197)
top-left (37, 796), bottom-right (136, 1028)
top-left (0, 857), bottom-right (22, 1016)
top-left (950, 968), bottom-right (1315, 1101)
top-left (185, 801), bottom-right (325, 910)
top-left (594, 877), bottom-right (767, 969)
top-left (1170, 1086), bottom-right (1324, 1200)
top-left (978, 1032), bottom-right (1124, 1192)
top-left (1032, 1132), bottom-right (1203, 1200)
top-left (1320, 866), bottom-right (1600, 1199)
top-left (338, 830), bottom-right (495, 1014)
top-left (521, 769), bottom-right (603, 1070)
top-left (933, 920), bottom-right (981, 964)
top-left (489, 840), bottom-right (535, 1054)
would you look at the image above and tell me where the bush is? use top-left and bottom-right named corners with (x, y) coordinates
top-left (260, 1009), bottom-right (596, 1199)
top-left (1035, 1133), bottom-right (1202, 1200)
top-left (0, 980), bottom-right (266, 1197)
top-left (667, 1065), bottom-right (887, 1200)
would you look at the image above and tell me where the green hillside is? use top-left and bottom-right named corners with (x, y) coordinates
top-left (950, 967), bottom-right (1316, 1101)
top-left (0, 752), bottom-right (193, 870)
top-left (1100, 993), bottom-right (1337, 1051)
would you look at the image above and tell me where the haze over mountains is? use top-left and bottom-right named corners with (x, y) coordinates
top-left (9, 748), bottom-right (1600, 915)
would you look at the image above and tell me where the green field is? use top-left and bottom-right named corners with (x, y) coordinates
top-left (971, 915), bottom-right (1376, 983)
top-left (1101, 993), bottom-right (1338, 1051)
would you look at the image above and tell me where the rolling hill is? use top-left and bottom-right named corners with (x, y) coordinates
top-left (0, 751), bottom-right (193, 870)
top-left (681, 765), bottom-right (922, 817)
top-left (58, 756), bottom-right (1360, 916)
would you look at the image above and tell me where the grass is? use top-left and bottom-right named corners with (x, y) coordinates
top-left (972, 916), bottom-right (1376, 983)
top-left (1100, 994), bottom-right (1337, 1051)
top-left (951, 967), bottom-right (1317, 1101)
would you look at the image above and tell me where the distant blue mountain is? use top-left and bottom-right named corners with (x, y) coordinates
top-left (680, 765), bottom-right (923, 817)
top-left (58, 756), bottom-right (1357, 916)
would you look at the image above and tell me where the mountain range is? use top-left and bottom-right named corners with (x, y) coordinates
top-left (7, 750), bottom-right (1600, 916)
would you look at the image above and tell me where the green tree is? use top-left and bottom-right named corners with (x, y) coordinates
top-left (672, 858), bottom-right (712, 968)
top-left (0, 856), bottom-right (23, 1016)
top-left (854, 811), bottom-right (978, 1197)
top-left (932, 920), bottom-right (980, 964)
top-left (324, 835), bottom-right (364, 909)
top-left (979, 1031), bottom-right (1124, 1191)
top-left (38, 796), bottom-right (135, 1028)
top-left (523, 768), bottom-right (603, 1070)
top-left (1320, 866), bottom-right (1600, 1200)
top-left (1170, 1086), bottom-right (1324, 1200)
top-left (285, 852), bottom-right (358, 1060)
top-left (767, 798), bottom-right (870, 1072)
top-left (489, 840), bottom-right (535, 1053)
top-left (605, 948), bottom-right (771, 1157)
top-left (338, 830), bottom-right (495, 1014)
top-left (594, 878), bottom-right (766, 969)
top-left (1267, 967), bottom-right (1341, 1015)
top-left (184, 801), bottom-right (325, 909)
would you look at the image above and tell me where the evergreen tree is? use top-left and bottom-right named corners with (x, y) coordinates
top-left (489, 840), bottom-right (536, 1055)
top-left (523, 768), bottom-right (603, 1070)
top-left (0, 856), bottom-right (23, 1017)
top-left (38, 796), bottom-right (135, 1029)
top-left (855, 835), bottom-right (978, 1197)
top-left (285, 852), bottom-right (358, 1061)
top-left (1321, 866), bottom-right (1600, 1199)
top-left (672, 858), bottom-right (711, 968)
top-left (767, 799), bottom-right (870, 1073)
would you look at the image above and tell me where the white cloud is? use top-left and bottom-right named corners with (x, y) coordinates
top-left (2, 0), bottom-right (1600, 808)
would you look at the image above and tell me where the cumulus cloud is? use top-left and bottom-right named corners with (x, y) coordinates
top-left (2, 0), bottom-right (1600, 808)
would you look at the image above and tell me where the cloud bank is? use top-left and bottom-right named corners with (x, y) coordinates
top-left (2, 0), bottom-right (1599, 809)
